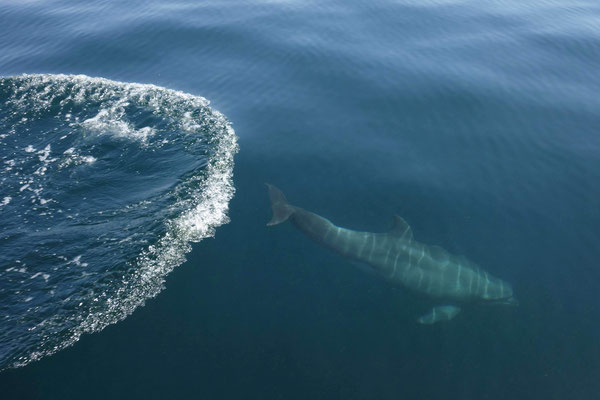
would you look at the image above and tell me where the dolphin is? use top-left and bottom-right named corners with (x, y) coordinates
top-left (266, 184), bottom-right (517, 324)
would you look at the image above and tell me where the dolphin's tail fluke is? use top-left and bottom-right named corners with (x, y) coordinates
top-left (266, 183), bottom-right (295, 226)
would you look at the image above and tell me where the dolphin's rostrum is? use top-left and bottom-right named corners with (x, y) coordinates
top-left (266, 184), bottom-right (517, 324)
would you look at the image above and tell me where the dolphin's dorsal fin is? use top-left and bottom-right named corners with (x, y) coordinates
top-left (390, 215), bottom-right (413, 240)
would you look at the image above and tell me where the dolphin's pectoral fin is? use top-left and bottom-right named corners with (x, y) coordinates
top-left (390, 215), bottom-right (413, 240)
top-left (417, 305), bottom-right (461, 325)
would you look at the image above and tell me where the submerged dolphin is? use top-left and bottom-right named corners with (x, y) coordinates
top-left (266, 184), bottom-right (517, 324)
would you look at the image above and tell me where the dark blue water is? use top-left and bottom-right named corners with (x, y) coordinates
top-left (1, 0), bottom-right (599, 399)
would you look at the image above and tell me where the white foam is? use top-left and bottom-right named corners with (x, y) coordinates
top-left (82, 109), bottom-right (156, 144)
top-left (37, 145), bottom-right (51, 162)
top-left (33, 166), bottom-right (47, 176)
top-left (59, 147), bottom-right (96, 168)
top-left (71, 255), bottom-right (88, 267)
top-left (0, 197), bottom-right (11, 206)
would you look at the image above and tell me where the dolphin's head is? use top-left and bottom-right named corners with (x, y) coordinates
top-left (480, 277), bottom-right (518, 306)
top-left (498, 295), bottom-right (519, 306)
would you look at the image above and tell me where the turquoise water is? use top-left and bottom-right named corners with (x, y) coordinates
top-left (1, 0), bottom-right (599, 398)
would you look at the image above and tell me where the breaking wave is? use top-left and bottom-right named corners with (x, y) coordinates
top-left (0, 74), bottom-right (238, 369)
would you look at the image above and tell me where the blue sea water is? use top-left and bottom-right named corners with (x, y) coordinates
top-left (1, 0), bottom-right (599, 399)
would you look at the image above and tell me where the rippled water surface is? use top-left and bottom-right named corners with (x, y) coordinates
top-left (1, 0), bottom-right (599, 399)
